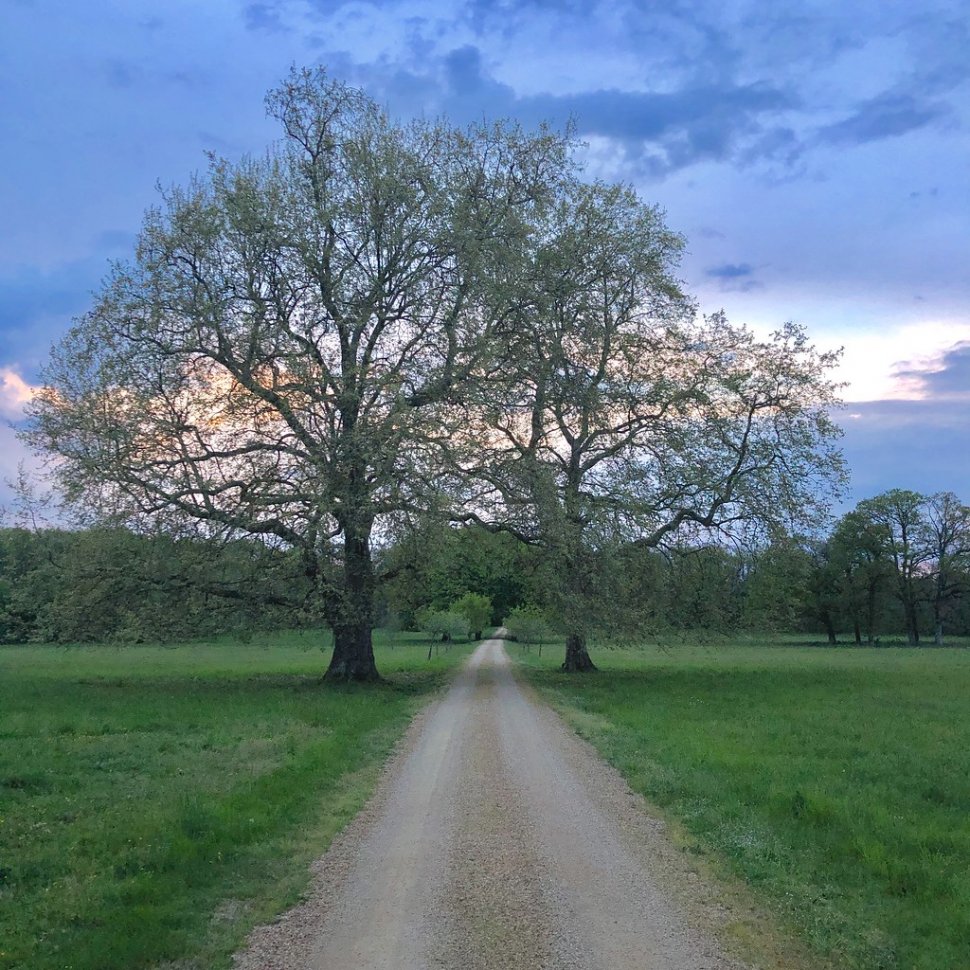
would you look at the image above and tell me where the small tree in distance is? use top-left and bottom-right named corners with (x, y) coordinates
top-left (504, 605), bottom-right (552, 649)
top-left (828, 508), bottom-right (893, 644)
top-left (850, 489), bottom-right (970, 645)
top-left (452, 592), bottom-right (492, 640)
top-left (419, 609), bottom-right (470, 659)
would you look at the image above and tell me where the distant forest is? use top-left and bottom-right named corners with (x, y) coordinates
top-left (2, 488), bottom-right (967, 646)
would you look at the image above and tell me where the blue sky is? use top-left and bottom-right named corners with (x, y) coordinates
top-left (1, 0), bottom-right (968, 512)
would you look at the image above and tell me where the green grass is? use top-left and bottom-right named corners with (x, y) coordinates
top-left (0, 629), bottom-right (472, 970)
top-left (514, 637), bottom-right (970, 970)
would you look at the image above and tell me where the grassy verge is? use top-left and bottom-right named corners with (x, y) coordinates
top-left (0, 629), bottom-right (472, 970)
top-left (513, 637), bottom-right (970, 970)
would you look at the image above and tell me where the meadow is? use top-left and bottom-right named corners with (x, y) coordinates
top-left (0, 630), bottom-right (471, 970)
top-left (516, 636), bottom-right (970, 970)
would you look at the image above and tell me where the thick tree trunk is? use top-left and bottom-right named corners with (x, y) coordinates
top-left (327, 622), bottom-right (379, 681)
top-left (853, 618), bottom-right (862, 645)
top-left (557, 484), bottom-right (598, 674)
top-left (324, 521), bottom-right (380, 682)
top-left (562, 633), bottom-right (597, 672)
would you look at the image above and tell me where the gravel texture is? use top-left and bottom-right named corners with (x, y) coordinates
top-left (233, 637), bottom-right (754, 970)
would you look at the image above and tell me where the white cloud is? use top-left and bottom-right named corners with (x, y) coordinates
top-left (836, 319), bottom-right (970, 401)
top-left (0, 366), bottom-right (37, 420)
top-left (0, 370), bottom-right (55, 516)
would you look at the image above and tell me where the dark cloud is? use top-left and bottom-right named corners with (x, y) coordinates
top-left (522, 83), bottom-right (791, 145)
top-left (703, 262), bottom-right (763, 292)
top-left (244, 2), bottom-right (290, 33)
top-left (818, 92), bottom-right (950, 146)
top-left (344, 43), bottom-right (798, 172)
top-left (706, 262), bottom-right (754, 279)
top-left (466, 0), bottom-right (599, 29)
top-left (443, 45), bottom-right (509, 101)
top-left (841, 398), bottom-right (970, 504)
top-left (425, 45), bottom-right (796, 174)
top-left (739, 125), bottom-right (803, 169)
top-left (893, 342), bottom-right (970, 399)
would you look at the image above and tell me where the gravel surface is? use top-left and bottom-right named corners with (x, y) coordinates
top-left (233, 637), bottom-right (754, 970)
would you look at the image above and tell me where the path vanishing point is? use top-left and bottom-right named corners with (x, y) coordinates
top-left (235, 635), bottom-right (754, 970)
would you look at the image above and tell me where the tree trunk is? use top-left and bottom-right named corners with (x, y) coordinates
top-left (853, 618), bottom-right (862, 645)
top-left (327, 621), bottom-right (379, 681)
top-left (904, 601), bottom-right (920, 646)
top-left (562, 633), bottom-right (597, 672)
top-left (934, 617), bottom-right (944, 646)
top-left (324, 522), bottom-right (380, 682)
top-left (822, 612), bottom-right (837, 644)
top-left (865, 584), bottom-right (877, 643)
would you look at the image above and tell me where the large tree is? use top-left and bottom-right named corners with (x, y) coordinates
top-left (828, 507), bottom-right (893, 644)
top-left (923, 491), bottom-right (970, 645)
top-left (450, 180), bottom-right (845, 670)
top-left (25, 68), bottom-right (568, 680)
top-left (855, 490), bottom-right (931, 645)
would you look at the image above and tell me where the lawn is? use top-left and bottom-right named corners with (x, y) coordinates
top-left (0, 629), bottom-right (471, 970)
top-left (515, 636), bottom-right (970, 970)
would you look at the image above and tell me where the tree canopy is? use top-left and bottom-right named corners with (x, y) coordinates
top-left (445, 180), bottom-right (845, 668)
top-left (27, 68), bottom-right (567, 679)
top-left (26, 67), bottom-right (846, 677)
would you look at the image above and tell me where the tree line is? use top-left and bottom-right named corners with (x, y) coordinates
top-left (806, 489), bottom-right (970, 645)
top-left (381, 487), bottom-right (970, 646)
top-left (0, 526), bottom-right (305, 644)
top-left (5, 486), bottom-right (965, 646)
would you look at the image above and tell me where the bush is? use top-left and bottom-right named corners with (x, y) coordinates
top-left (421, 610), bottom-right (471, 642)
top-left (503, 605), bottom-right (551, 644)
top-left (451, 592), bottom-right (492, 640)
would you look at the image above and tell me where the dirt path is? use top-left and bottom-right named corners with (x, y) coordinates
top-left (234, 637), bottom-right (753, 970)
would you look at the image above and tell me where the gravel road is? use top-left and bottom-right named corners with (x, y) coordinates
top-left (234, 636), bottom-right (753, 970)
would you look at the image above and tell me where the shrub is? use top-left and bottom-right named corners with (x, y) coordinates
top-left (421, 610), bottom-right (471, 642)
top-left (452, 592), bottom-right (492, 640)
top-left (503, 605), bottom-right (551, 644)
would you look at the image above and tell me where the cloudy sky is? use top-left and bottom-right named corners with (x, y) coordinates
top-left (1, 0), bottom-right (968, 511)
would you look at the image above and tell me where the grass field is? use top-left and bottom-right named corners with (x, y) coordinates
top-left (0, 629), bottom-right (471, 970)
top-left (515, 637), bottom-right (970, 970)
